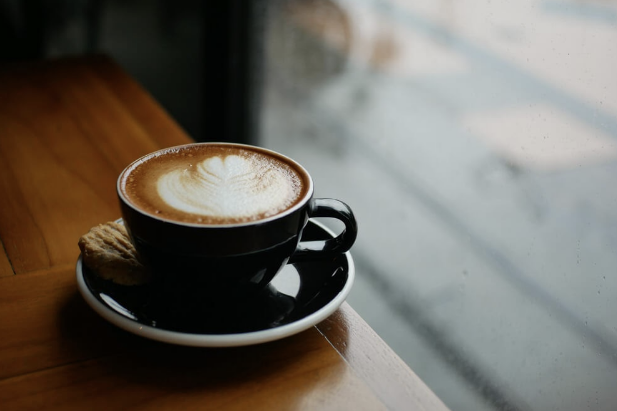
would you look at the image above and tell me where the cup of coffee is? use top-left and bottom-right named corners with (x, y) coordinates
top-left (117, 142), bottom-right (357, 298)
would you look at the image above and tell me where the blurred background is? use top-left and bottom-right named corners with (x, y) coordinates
top-left (2, 0), bottom-right (616, 409)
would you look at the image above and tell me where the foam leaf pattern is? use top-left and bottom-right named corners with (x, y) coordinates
top-left (157, 155), bottom-right (299, 220)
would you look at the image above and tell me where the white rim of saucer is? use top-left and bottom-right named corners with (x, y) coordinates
top-left (75, 220), bottom-right (355, 347)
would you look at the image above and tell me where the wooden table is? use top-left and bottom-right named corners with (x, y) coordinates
top-left (0, 56), bottom-right (448, 411)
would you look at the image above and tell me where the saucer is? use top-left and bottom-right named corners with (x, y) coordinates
top-left (76, 220), bottom-right (355, 347)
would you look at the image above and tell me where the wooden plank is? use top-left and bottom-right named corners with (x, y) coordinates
top-left (0, 57), bottom-right (192, 273)
top-left (0, 338), bottom-right (385, 411)
top-left (0, 266), bottom-right (385, 411)
top-left (0, 265), bottom-right (129, 380)
top-left (0, 264), bottom-right (438, 410)
top-left (317, 304), bottom-right (450, 411)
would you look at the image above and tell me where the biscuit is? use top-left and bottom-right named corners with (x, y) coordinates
top-left (78, 222), bottom-right (151, 286)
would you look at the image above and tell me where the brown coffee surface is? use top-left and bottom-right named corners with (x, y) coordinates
top-left (119, 144), bottom-right (310, 224)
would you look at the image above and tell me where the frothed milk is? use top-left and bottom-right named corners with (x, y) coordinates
top-left (119, 144), bottom-right (310, 225)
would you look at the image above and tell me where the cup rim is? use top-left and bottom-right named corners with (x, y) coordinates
top-left (117, 142), bottom-right (315, 228)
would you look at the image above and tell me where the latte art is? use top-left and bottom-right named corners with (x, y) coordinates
top-left (119, 144), bottom-right (310, 225)
top-left (157, 155), bottom-right (299, 219)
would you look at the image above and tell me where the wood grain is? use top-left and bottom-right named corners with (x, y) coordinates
top-left (0, 264), bottom-right (124, 380)
top-left (0, 266), bottom-right (385, 411)
top-left (0, 345), bottom-right (386, 411)
top-left (317, 304), bottom-right (449, 411)
top-left (0, 56), bottom-right (192, 274)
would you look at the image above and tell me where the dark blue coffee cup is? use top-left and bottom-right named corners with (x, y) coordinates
top-left (117, 143), bottom-right (357, 297)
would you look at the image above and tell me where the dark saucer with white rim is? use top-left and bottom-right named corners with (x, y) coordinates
top-left (76, 219), bottom-right (355, 347)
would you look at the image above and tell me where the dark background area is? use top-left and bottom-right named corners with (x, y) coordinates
top-left (0, 0), bottom-right (264, 144)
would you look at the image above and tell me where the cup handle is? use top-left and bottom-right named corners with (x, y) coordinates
top-left (288, 198), bottom-right (358, 264)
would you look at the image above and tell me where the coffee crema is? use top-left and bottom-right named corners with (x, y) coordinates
top-left (119, 144), bottom-right (310, 225)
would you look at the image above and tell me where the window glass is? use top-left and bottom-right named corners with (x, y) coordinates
top-left (260, 1), bottom-right (617, 410)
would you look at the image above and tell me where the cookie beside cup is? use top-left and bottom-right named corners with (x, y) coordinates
top-left (78, 221), bottom-right (151, 286)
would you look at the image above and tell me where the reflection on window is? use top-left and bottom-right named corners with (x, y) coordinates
top-left (261, 1), bottom-right (617, 410)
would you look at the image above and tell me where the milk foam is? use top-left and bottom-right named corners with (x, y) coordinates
top-left (156, 154), bottom-right (300, 220)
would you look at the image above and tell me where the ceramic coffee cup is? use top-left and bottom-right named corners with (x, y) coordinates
top-left (117, 142), bottom-right (357, 297)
